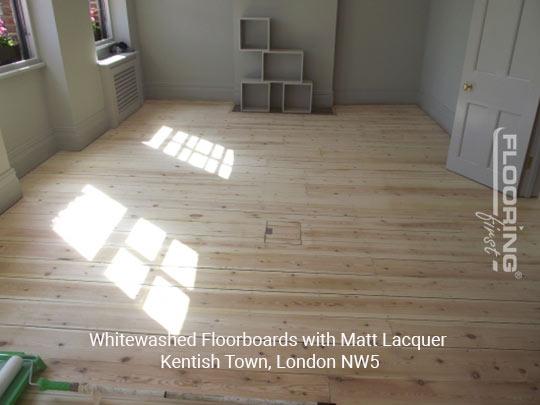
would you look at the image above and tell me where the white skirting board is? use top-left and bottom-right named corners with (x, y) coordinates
top-left (0, 168), bottom-right (22, 214)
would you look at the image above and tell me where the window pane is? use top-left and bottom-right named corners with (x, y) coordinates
top-left (89, 0), bottom-right (109, 42)
top-left (0, 0), bottom-right (24, 67)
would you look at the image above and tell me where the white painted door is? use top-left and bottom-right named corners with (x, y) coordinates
top-left (446, 0), bottom-right (540, 190)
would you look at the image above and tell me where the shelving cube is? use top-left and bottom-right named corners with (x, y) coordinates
top-left (282, 81), bottom-right (313, 113)
top-left (238, 17), bottom-right (312, 114)
top-left (240, 18), bottom-right (270, 51)
top-left (241, 80), bottom-right (270, 112)
top-left (262, 50), bottom-right (303, 82)
top-left (270, 82), bottom-right (284, 110)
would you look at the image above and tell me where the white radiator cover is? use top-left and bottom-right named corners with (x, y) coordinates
top-left (98, 52), bottom-right (143, 128)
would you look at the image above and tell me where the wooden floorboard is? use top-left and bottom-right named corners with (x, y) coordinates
top-left (1, 101), bottom-right (539, 404)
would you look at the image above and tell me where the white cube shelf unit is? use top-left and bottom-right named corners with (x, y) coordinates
top-left (239, 17), bottom-right (312, 113)
top-left (283, 81), bottom-right (313, 114)
top-left (241, 80), bottom-right (270, 112)
top-left (262, 50), bottom-right (303, 82)
top-left (240, 18), bottom-right (270, 51)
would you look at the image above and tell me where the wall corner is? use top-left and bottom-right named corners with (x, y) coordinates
top-left (0, 130), bottom-right (22, 214)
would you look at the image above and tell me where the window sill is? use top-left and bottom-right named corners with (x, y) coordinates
top-left (0, 59), bottom-right (45, 81)
top-left (97, 51), bottom-right (138, 68)
top-left (95, 39), bottom-right (115, 52)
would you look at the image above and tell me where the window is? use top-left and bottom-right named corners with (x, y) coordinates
top-left (0, 0), bottom-right (33, 68)
top-left (89, 0), bottom-right (112, 43)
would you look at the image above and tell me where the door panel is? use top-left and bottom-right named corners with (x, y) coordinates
top-left (459, 103), bottom-right (493, 165)
top-left (475, 1), bottom-right (523, 75)
top-left (509, 0), bottom-right (540, 80)
top-left (447, 0), bottom-right (540, 190)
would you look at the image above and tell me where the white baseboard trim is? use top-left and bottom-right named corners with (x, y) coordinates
top-left (334, 89), bottom-right (419, 105)
top-left (8, 133), bottom-right (57, 177)
top-left (145, 82), bottom-right (233, 101)
top-left (419, 92), bottom-right (455, 134)
top-left (0, 168), bottom-right (22, 214)
top-left (54, 108), bottom-right (110, 151)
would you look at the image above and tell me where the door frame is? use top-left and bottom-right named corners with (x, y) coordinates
top-left (519, 104), bottom-right (540, 197)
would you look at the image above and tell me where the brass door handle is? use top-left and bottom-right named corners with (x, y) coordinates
top-left (463, 82), bottom-right (474, 92)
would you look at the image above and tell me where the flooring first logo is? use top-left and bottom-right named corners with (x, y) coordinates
top-left (475, 127), bottom-right (524, 279)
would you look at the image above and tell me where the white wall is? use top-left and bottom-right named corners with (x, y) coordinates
top-left (0, 129), bottom-right (22, 213)
top-left (130, 0), bottom-right (490, 117)
top-left (333, 0), bottom-right (430, 104)
top-left (53, 0), bottom-right (105, 126)
top-left (1, 0), bottom-right (126, 180)
top-left (134, 0), bottom-right (338, 107)
top-left (0, 69), bottom-right (56, 176)
top-left (109, 0), bottom-right (140, 51)
top-left (31, 0), bottom-right (109, 150)
top-left (0, 132), bottom-right (12, 176)
top-left (135, 0), bottom-right (235, 101)
top-left (419, 0), bottom-right (474, 133)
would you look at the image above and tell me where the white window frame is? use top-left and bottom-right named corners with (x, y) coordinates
top-left (92, 0), bottom-right (114, 48)
top-left (0, 0), bottom-right (41, 77)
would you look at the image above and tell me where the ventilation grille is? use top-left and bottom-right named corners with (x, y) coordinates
top-left (113, 65), bottom-right (139, 113)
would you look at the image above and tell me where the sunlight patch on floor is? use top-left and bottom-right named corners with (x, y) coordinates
top-left (126, 218), bottom-right (167, 261)
top-left (52, 185), bottom-right (200, 335)
top-left (143, 276), bottom-right (190, 336)
top-left (143, 126), bottom-right (235, 179)
top-left (104, 248), bottom-right (149, 299)
top-left (52, 185), bottom-right (127, 260)
top-left (143, 126), bottom-right (173, 149)
top-left (162, 240), bottom-right (198, 290)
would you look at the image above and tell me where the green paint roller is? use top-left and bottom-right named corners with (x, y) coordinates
top-left (0, 352), bottom-right (47, 405)
top-left (0, 356), bottom-right (24, 398)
